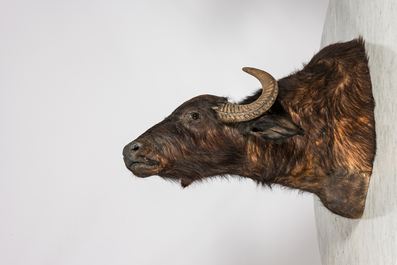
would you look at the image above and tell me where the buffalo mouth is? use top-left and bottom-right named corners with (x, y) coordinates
top-left (124, 156), bottom-right (160, 178)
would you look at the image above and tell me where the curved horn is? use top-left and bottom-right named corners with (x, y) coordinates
top-left (213, 67), bottom-right (278, 122)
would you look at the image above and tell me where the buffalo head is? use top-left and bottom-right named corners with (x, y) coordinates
top-left (123, 38), bottom-right (376, 219)
top-left (123, 68), bottom-right (303, 187)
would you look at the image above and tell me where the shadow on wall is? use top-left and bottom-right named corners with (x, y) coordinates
top-left (365, 41), bottom-right (397, 220)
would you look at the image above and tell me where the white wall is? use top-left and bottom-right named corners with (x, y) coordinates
top-left (0, 1), bottom-right (328, 264)
top-left (315, 0), bottom-right (397, 264)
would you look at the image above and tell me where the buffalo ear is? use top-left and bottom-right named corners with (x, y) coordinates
top-left (250, 116), bottom-right (304, 141)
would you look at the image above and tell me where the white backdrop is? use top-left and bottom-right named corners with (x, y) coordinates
top-left (0, 1), bottom-right (327, 264)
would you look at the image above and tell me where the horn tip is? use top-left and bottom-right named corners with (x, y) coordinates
top-left (242, 67), bottom-right (261, 76)
top-left (242, 67), bottom-right (253, 73)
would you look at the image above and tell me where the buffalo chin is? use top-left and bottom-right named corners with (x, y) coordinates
top-left (181, 178), bottom-right (195, 188)
top-left (125, 160), bottom-right (161, 178)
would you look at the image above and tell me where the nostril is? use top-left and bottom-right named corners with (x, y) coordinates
top-left (123, 141), bottom-right (143, 157)
top-left (131, 142), bottom-right (142, 151)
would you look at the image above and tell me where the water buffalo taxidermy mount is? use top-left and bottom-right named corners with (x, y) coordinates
top-left (123, 38), bottom-right (376, 219)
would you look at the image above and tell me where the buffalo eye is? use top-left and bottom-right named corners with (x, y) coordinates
top-left (187, 112), bottom-right (202, 120)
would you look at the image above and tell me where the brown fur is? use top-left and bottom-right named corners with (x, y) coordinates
top-left (123, 38), bottom-right (376, 219)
